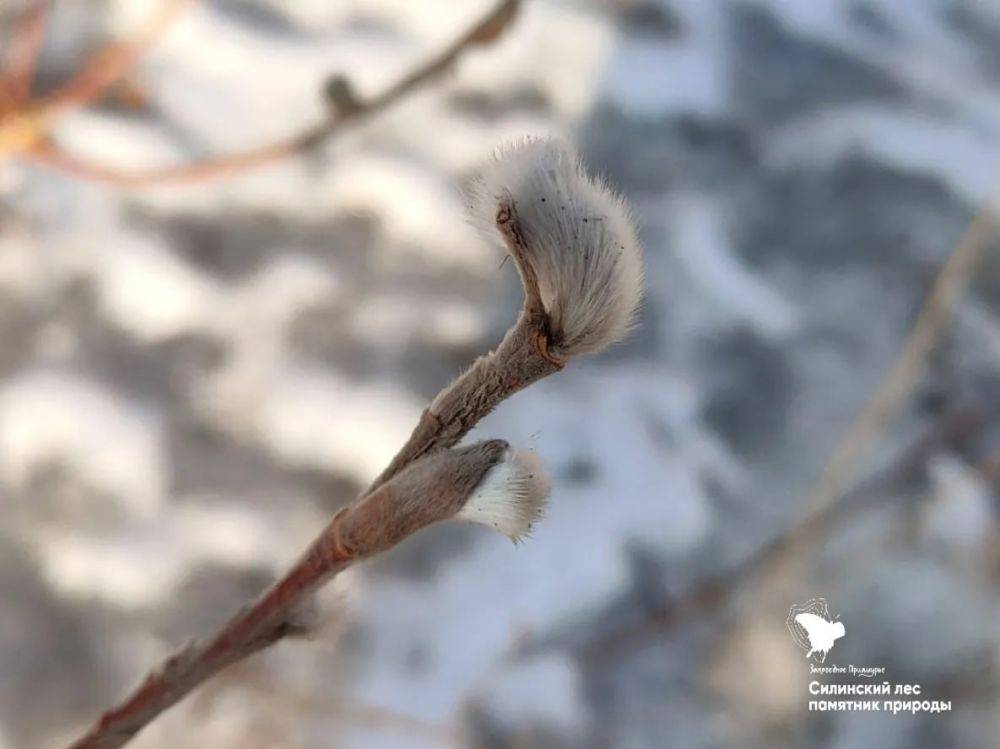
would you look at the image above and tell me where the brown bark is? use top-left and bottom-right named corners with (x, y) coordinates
top-left (69, 443), bottom-right (508, 749)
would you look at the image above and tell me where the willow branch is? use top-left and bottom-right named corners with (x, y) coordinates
top-left (370, 307), bottom-right (563, 491)
top-left (66, 138), bottom-right (644, 748)
top-left (68, 200), bottom-right (570, 747)
top-left (27, 0), bottom-right (520, 186)
top-left (68, 442), bottom-right (512, 749)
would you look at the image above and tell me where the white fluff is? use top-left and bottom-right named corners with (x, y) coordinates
top-left (471, 138), bottom-right (645, 357)
top-left (456, 448), bottom-right (550, 542)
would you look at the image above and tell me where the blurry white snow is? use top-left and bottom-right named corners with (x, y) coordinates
top-left (318, 153), bottom-right (489, 270)
top-left (923, 454), bottom-right (994, 552)
top-left (670, 196), bottom-right (799, 339)
top-left (53, 110), bottom-right (186, 172)
top-left (97, 233), bottom-right (221, 343)
top-left (177, 253), bottom-right (428, 483)
top-left (349, 369), bottom-right (736, 720)
top-left (604, 3), bottom-right (727, 117)
top-left (766, 106), bottom-right (1000, 204)
top-left (35, 497), bottom-right (328, 607)
top-left (0, 371), bottom-right (166, 517)
top-left (252, 366), bottom-right (421, 482)
top-left (221, 252), bottom-right (342, 339)
top-left (349, 294), bottom-right (486, 346)
top-left (0, 225), bottom-right (51, 299)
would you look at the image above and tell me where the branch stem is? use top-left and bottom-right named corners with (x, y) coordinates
top-left (68, 443), bottom-right (508, 748)
top-left (370, 309), bottom-right (562, 491)
top-left (26, 0), bottom-right (519, 186)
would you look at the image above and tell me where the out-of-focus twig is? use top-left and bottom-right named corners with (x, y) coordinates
top-left (0, 0), bottom-right (195, 159)
top-left (515, 191), bottom-right (1000, 662)
top-left (19, 0), bottom-right (520, 186)
top-left (516, 405), bottom-right (992, 662)
top-left (39, 0), bottom-right (196, 117)
top-left (800, 194), bottom-right (999, 522)
top-left (1, 0), bottom-right (49, 107)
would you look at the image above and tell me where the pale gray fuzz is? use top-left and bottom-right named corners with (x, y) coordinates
top-left (471, 138), bottom-right (645, 358)
top-left (455, 448), bottom-right (550, 542)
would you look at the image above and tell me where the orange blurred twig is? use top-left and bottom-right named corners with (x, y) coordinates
top-left (0, 0), bottom-right (195, 159)
top-left (39, 0), bottom-right (196, 118)
top-left (1, 0), bottom-right (49, 107)
top-left (4, 0), bottom-right (520, 187)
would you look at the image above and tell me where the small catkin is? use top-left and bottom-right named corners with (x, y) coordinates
top-left (471, 137), bottom-right (645, 358)
top-left (455, 448), bottom-right (550, 542)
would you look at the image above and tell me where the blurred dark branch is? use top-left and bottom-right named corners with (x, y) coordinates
top-left (934, 648), bottom-right (1000, 704)
top-left (21, 0), bottom-right (520, 186)
top-left (800, 197), bottom-right (999, 519)
top-left (515, 404), bottom-right (994, 663)
top-left (978, 446), bottom-right (1000, 485)
top-left (514, 195), bottom-right (1000, 663)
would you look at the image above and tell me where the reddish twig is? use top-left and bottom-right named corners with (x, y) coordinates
top-left (1, 0), bottom-right (49, 107)
top-left (68, 443), bottom-right (513, 749)
top-left (37, 0), bottom-right (196, 118)
top-left (26, 0), bottom-right (520, 186)
top-left (69, 316), bottom-right (553, 749)
top-left (0, 0), bottom-right (197, 159)
top-left (28, 133), bottom-right (300, 185)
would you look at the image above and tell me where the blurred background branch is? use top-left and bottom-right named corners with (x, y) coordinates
top-left (514, 192), bottom-right (999, 661)
top-left (2, 0), bottom-right (519, 186)
top-left (515, 401), bottom-right (996, 662)
top-left (2, 1), bottom-right (998, 747)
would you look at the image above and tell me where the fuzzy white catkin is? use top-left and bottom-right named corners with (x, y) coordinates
top-left (471, 138), bottom-right (645, 358)
top-left (455, 448), bottom-right (550, 542)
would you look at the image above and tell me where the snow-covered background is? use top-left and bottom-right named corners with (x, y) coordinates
top-left (1, 0), bottom-right (998, 747)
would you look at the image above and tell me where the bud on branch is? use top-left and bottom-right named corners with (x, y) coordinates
top-left (474, 138), bottom-right (644, 358)
top-left (372, 138), bottom-right (644, 489)
top-left (68, 138), bottom-right (643, 748)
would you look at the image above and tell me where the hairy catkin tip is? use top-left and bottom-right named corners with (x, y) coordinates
top-left (455, 448), bottom-right (550, 542)
top-left (471, 137), bottom-right (645, 357)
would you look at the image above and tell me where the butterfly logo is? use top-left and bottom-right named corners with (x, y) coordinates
top-left (786, 597), bottom-right (845, 664)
